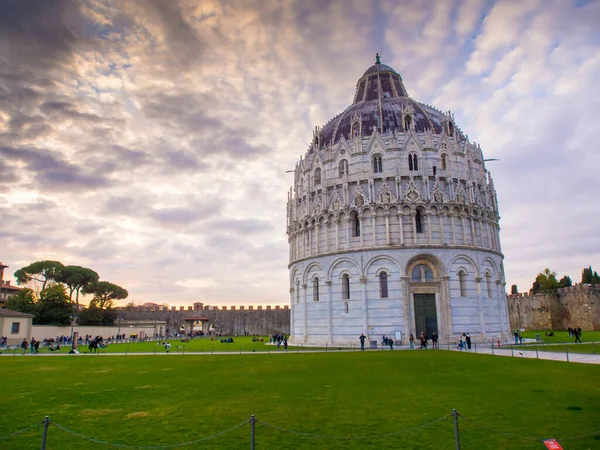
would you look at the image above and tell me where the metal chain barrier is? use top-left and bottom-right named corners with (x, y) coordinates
top-left (50, 419), bottom-right (250, 449)
top-left (3, 413), bottom-right (599, 448)
top-left (256, 413), bottom-right (452, 440)
top-left (0, 421), bottom-right (42, 440)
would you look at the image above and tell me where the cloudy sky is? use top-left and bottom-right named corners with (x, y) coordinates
top-left (1, 0), bottom-right (599, 306)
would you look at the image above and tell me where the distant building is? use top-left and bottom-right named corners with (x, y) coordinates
top-left (287, 56), bottom-right (510, 346)
top-left (0, 262), bottom-right (21, 309)
top-left (0, 308), bottom-right (33, 346)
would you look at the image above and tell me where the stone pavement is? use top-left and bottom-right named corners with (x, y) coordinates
top-left (448, 346), bottom-right (600, 365)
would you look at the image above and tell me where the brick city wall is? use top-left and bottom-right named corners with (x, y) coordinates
top-left (508, 284), bottom-right (600, 331)
top-left (117, 302), bottom-right (290, 336)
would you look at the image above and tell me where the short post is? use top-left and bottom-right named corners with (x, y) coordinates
top-left (250, 414), bottom-right (256, 450)
top-left (491, 341), bottom-right (494, 355)
top-left (536, 347), bottom-right (539, 359)
top-left (565, 345), bottom-right (569, 363)
top-left (593, 341), bottom-right (595, 355)
top-left (474, 343), bottom-right (477, 354)
top-left (511, 347), bottom-right (514, 357)
top-left (325, 343), bottom-right (327, 352)
top-left (452, 409), bottom-right (461, 450)
top-left (41, 416), bottom-right (50, 450)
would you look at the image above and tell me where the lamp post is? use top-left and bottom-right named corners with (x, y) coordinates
top-left (117, 313), bottom-right (122, 340)
top-left (70, 312), bottom-right (78, 352)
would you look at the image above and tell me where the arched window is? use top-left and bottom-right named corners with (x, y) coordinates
top-left (409, 153), bottom-right (418, 171)
top-left (441, 154), bottom-right (448, 170)
top-left (485, 272), bottom-right (492, 298)
top-left (373, 155), bottom-right (382, 173)
top-left (342, 274), bottom-right (350, 300)
top-left (415, 209), bottom-right (423, 233)
top-left (296, 281), bottom-right (300, 303)
top-left (447, 122), bottom-right (454, 136)
top-left (344, 302), bottom-right (349, 314)
top-left (339, 160), bottom-right (348, 177)
top-left (313, 277), bottom-right (320, 302)
top-left (411, 264), bottom-right (434, 282)
top-left (314, 168), bottom-right (321, 185)
top-left (458, 270), bottom-right (468, 297)
top-left (404, 114), bottom-right (412, 130)
top-left (352, 213), bottom-right (361, 237)
top-left (379, 272), bottom-right (388, 298)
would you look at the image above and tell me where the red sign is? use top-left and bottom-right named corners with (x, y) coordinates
top-left (543, 439), bottom-right (563, 450)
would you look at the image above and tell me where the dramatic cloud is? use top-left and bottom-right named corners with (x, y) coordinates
top-left (1, 0), bottom-right (598, 305)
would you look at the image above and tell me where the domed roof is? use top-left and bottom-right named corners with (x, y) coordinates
top-left (314, 56), bottom-right (455, 149)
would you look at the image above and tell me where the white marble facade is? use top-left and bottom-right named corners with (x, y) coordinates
top-left (287, 57), bottom-right (510, 346)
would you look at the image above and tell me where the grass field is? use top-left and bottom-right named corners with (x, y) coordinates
top-left (4, 336), bottom-right (279, 354)
top-left (519, 330), bottom-right (600, 344)
top-left (1, 350), bottom-right (599, 449)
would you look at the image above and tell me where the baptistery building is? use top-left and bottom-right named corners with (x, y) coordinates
top-left (287, 56), bottom-right (510, 346)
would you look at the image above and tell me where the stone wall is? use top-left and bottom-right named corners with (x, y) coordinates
top-left (508, 284), bottom-right (600, 331)
top-left (117, 303), bottom-right (290, 336)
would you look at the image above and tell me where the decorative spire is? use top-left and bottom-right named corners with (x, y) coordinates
top-left (375, 52), bottom-right (381, 64)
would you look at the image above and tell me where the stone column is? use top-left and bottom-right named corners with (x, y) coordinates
top-left (427, 212), bottom-right (432, 244)
top-left (461, 215), bottom-right (467, 245)
top-left (401, 276), bottom-right (411, 337)
top-left (346, 218), bottom-right (351, 248)
top-left (325, 220), bottom-right (329, 252)
top-left (335, 220), bottom-right (340, 250)
top-left (385, 213), bottom-right (390, 244)
top-left (470, 218), bottom-right (476, 246)
top-left (289, 288), bottom-right (295, 339)
top-left (440, 275), bottom-right (452, 341)
top-left (399, 211), bottom-right (404, 245)
top-left (371, 215), bottom-right (376, 246)
top-left (326, 280), bottom-right (333, 344)
top-left (412, 211), bottom-right (417, 245)
top-left (308, 227), bottom-right (312, 257)
top-left (302, 283), bottom-right (308, 343)
top-left (439, 214), bottom-right (445, 244)
top-left (315, 222), bottom-right (319, 254)
top-left (451, 214), bottom-right (456, 245)
top-left (361, 275), bottom-right (368, 334)
top-left (475, 277), bottom-right (487, 336)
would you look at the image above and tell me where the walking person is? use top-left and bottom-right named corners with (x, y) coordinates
top-left (460, 333), bottom-right (467, 350)
top-left (359, 333), bottom-right (366, 351)
top-left (574, 328), bottom-right (582, 343)
top-left (409, 333), bottom-right (414, 349)
top-left (30, 338), bottom-right (36, 354)
top-left (34, 339), bottom-right (40, 354)
top-left (466, 333), bottom-right (471, 350)
top-left (431, 331), bottom-right (438, 349)
top-left (20, 339), bottom-right (28, 354)
top-left (513, 330), bottom-right (519, 345)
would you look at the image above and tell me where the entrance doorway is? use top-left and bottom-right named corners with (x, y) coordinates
top-left (414, 293), bottom-right (438, 337)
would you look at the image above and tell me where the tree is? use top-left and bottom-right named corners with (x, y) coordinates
top-left (55, 265), bottom-right (99, 310)
top-left (510, 284), bottom-right (518, 295)
top-left (35, 284), bottom-right (72, 325)
top-left (14, 260), bottom-right (65, 291)
top-left (558, 275), bottom-right (572, 288)
top-left (5, 288), bottom-right (37, 315)
top-left (531, 268), bottom-right (559, 292)
top-left (582, 266), bottom-right (600, 284)
top-left (82, 281), bottom-right (128, 325)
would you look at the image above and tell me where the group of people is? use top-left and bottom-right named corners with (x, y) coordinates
top-left (568, 327), bottom-right (583, 343)
top-left (270, 333), bottom-right (288, 350)
top-left (458, 333), bottom-right (472, 350)
top-left (20, 338), bottom-right (40, 354)
top-left (407, 331), bottom-right (438, 349)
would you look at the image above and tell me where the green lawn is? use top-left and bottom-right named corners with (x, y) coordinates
top-left (1, 351), bottom-right (599, 449)
top-left (4, 336), bottom-right (335, 355)
top-left (519, 330), bottom-right (600, 344)
top-left (515, 343), bottom-right (599, 355)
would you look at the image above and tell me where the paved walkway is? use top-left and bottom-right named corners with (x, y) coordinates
top-left (447, 346), bottom-right (600, 365)
top-left (2, 346), bottom-right (599, 364)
